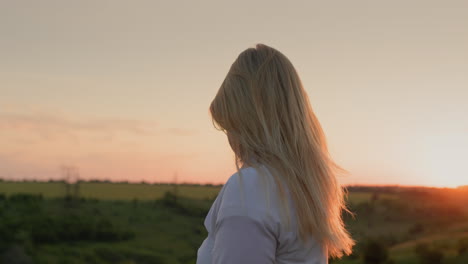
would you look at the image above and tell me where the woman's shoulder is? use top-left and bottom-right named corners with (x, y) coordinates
top-left (221, 166), bottom-right (270, 202)
top-left (224, 166), bottom-right (263, 189)
top-left (217, 165), bottom-right (285, 222)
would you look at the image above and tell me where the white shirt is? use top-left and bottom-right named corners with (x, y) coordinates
top-left (196, 165), bottom-right (328, 264)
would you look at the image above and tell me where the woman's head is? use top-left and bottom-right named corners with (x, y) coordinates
top-left (209, 43), bottom-right (355, 258)
top-left (210, 44), bottom-right (309, 165)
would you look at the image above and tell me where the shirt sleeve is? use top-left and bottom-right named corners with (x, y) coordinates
top-left (212, 214), bottom-right (277, 264)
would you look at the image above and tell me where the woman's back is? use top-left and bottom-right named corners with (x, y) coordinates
top-left (196, 165), bottom-right (328, 264)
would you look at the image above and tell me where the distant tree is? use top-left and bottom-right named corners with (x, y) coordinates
top-left (371, 192), bottom-right (379, 203)
top-left (362, 239), bottom-right (388, 264)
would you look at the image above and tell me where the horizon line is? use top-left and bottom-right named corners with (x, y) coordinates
top-left (0, 177), bottom-right (465, 190)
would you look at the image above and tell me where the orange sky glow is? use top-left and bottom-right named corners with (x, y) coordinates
top-left (0, 1), bottom-right (467, 188)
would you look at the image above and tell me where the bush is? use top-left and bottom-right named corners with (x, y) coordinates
top-left (458, 237), bottom-right (468, 255)
top-left (453, 251), bottom-right (468, 264)
top-left (408, 222), bottom-right (424, 235)
top-left (28, 213), bottom-right (134, 244)
top-left (161, 191), bottom-right (178, 207)
top-left (414, 242), bottom-right (444, 264)
top-left (415, 242), bottom-right (429, 255)
top-left (362, 239), bottom-right (388, 264)
top-left (0, 244), bottom-right (33, 264)
top-left (158, 191), bottom-right (209, 217)
top-left (30, 216), bottom-right (59, 243)
top-left (9, 194), bottom-right (42, 202)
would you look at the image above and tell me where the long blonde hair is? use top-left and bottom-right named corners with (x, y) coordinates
top-left (209, 43), bottom-right (355, 258)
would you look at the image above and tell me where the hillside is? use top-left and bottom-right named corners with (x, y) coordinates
top-left (0, 181), bottom-right (467, 264)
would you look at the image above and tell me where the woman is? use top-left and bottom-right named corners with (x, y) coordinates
top-left (196, 43), bottom-right (355, 263)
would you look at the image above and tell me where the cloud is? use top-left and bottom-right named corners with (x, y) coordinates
top-left (0, 112), bottom-right (160, 144)
top-left (0, 112), bottom-right (156, 134)
top-left (0, 111), bottom-right (198, 142)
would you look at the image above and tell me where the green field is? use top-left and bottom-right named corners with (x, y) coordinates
top-left (1, 181), bottom-right (467, 264)
top-left (0, 182), bottom-right (221, 200)
top-left (0, 181), bottom-right (395, 204)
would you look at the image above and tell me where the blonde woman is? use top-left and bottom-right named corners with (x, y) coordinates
top-left (196, 43), bottom-right (355, 264)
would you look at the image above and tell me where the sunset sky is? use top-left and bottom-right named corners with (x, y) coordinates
top-left (1, 1), bottom-right (467, 187)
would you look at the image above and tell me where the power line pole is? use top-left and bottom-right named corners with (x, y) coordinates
top-left (61, 165), bottom-right (80, 204)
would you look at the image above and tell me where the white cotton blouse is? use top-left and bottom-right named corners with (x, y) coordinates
top-left (196, 164), bottom-right (328, 264)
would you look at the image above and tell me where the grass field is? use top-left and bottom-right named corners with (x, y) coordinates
top-left (0, 181), bottom-right (221, 200)
top-left (1, 181), bottom-right (467, 264)
top-left (0, 194), bottom-right (211, 264)
top-left (0, 181), bottom-right (396, 204)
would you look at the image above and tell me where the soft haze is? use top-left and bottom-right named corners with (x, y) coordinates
top-left (1, 1), bottom-right (467, 187)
